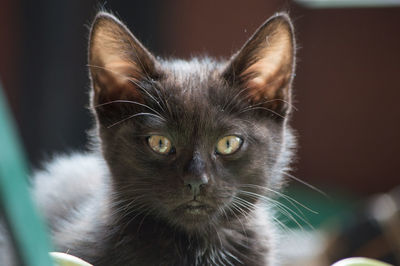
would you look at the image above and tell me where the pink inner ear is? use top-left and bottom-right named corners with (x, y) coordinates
top-left (93, 61), bottom-right (144, 104)
top-left (241, 26), bottom-right (293, 103)
top-left (245, 70), bottom-right (290, 103)
top-left (89, 15), bottom-right (151, 105)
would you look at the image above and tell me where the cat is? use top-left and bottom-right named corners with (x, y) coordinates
top-left (7, 11), bottom-right (297, 266)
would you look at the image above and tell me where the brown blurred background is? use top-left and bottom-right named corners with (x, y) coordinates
top-left (1, 0), bottom-right (399, 196)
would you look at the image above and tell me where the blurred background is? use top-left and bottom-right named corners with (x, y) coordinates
top-left (1, 0), bottom-right (399, 264)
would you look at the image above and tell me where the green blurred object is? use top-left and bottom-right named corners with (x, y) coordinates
top-left (51, 252), bottom-right (92, 266)
top-left (332, 257), bottom-right (393, 266)
top-left (0, 80), bottom-right (54, 265)
top-left (278, 184), bottom-right (354, 229)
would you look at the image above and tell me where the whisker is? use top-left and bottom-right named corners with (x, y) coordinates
top-left (125, 78), bottom-right (167, 113)
top-left (233, 196), bottom-right (256, 210)
top-left (220, 251), bottom-right (235, 266)
top-left (270, 213), bottom-right (294, 235)
top-left (111, 200), bottom-right (149, 221)
top-left (237, 190), bottom-right (313, 230)
top-left (226, 203), bottom-right (249, 241)
top-left (120, 203), bottom-right (153, 232)
top-left (281, 171), bottom-right (330, 199)
top-left (94, 99), bottom-right (166, 120)
top-left (223, 86), bottom-right (252, 113)
top-left (107, 112), bottom-right (165, 128)
top-left (239, 184), bottom-right (318, 215)
top-left (240, 98), bottom-right (298, 112)
top-left (224, 250), bottom-right (242, 265)
top-left (212, 223), bottom-right (223, 248)
top-left (239, 106), bottom-right (285, 119)
top-left (268, 201), bottom-right (306, 231)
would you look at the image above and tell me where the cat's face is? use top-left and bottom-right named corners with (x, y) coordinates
top-left (88, 12), bottom-right (295, 232)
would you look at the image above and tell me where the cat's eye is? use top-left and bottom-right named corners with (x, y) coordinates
top-left (148, 135), bottom-right (173, 155)
top-left (216, 136), bottom-right (243, 155)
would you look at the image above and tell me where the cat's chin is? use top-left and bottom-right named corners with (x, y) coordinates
top-left (170, 200), bottom-right (217, 231)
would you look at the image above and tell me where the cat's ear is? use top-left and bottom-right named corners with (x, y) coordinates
top-left (88, 12), bottom-right (159, 107)
top-left (224, 13), bottom-right (295, 118)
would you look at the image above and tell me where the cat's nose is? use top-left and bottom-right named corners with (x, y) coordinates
top-left (184, 174), bottom-right (208, 196)
top-left (183, 151), bottom-right (209, 196)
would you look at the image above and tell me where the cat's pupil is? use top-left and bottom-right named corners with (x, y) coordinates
top-left (159, 139), bottom-right (163, 148)
top-left (226, 140), bottom-right (230, 148)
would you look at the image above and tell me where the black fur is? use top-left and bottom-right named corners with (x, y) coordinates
top-left (2, 11), bottom-right (297, 266)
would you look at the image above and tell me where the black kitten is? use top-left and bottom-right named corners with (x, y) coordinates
top-left (32, 11), bottom-right (296, 266)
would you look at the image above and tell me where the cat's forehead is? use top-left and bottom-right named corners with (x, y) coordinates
top-left (156, 58), bottom-right (231, 121)
top-left (160, 58), bottom-right (225, 93)
top-left (150, 58), bottom-right (241, 138)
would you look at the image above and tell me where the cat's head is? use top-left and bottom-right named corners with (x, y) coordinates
top-left (88, 12), bottom-right (296, 232)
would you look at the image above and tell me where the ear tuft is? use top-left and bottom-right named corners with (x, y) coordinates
top-left (224, 13), bottom-right (296, 117)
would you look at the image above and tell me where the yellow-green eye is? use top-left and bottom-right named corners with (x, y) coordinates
top-left (148, 135), bottom-right (173, 155)
top-left (216, 136), bottom-right (243, 155)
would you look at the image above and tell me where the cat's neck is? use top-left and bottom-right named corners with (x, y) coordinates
top-left (103, 206), bottom-right (269, 265)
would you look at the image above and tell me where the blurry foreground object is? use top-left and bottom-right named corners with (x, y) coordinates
top-left (0, 79), bottom-right (53, 265)
top-left (280, 187), bottom-right (400, 265)
top-left (332, 257), bottom-right (392, 266)
top-left (325, 187), bottom-right (400, 264)
top-left (50, 252), bottom-right (92, 266)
